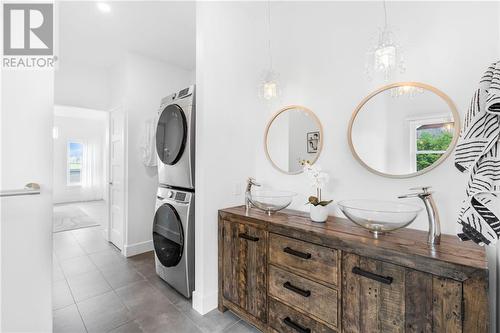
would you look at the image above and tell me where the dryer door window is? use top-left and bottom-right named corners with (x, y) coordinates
top-left (156, 104), bottom-right (187, 165)
top-left (153, 203), bottom-right (184, 267)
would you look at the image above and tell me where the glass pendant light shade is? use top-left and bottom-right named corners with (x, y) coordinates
top-left (262, 81), bottom-right (278, 100)
top-left (259, 70), bottom-right (281, 100)
top-left (374, 44), bottom-right (396, 72)
top-left (365, 1), bottom-right (406, 81)
top-left (390, 85), bottom-right (424, 98)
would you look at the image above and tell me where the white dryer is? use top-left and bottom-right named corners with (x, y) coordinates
top-left (153, 186), bottom-right (194, 298)
top-left (156, 86), bottom-right (195, 189)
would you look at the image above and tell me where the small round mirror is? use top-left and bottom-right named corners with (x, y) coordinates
top-left (265, 105), bottom-right (323, 174)
top-left (348, 82), bottom-right (460, 178)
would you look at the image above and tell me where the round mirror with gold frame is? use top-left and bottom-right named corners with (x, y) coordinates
top-left (265, 105), bottom-right (323, 174)
top-left (348, 82), bottom-right (460, 178)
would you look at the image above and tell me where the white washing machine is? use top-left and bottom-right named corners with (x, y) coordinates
top-left (153, 186), bottom-right (194, 298)
top-left (156, 86), bottom-right (195, 190)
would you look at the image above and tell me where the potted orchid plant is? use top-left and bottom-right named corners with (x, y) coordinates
top-left (303, 161), bottom-right (332, 223)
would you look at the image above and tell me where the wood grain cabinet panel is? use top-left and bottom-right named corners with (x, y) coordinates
top-left (221, 220), bottom-right (267, 323)
top-left (268, 298), bottom-right (337, 333)
top-left (342, 252), bottom-right (472, 333)
top-left (463, 274), bottom-right (489, 333)
top-left (269, 265), bottom-right (339, 328)
top-left (269, 233), bottom-right (339, 287)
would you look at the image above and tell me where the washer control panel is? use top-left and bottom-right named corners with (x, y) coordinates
top-left (175, 192), bottom-right (186, 201)
top-left (157, 187), bottom-right (192, 204)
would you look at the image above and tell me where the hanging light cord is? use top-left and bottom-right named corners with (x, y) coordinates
top-left (267, 0), bottom-right (273, 72)
top-left (383, 0), bottom-right (388, 28)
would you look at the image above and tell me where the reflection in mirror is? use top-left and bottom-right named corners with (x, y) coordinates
top-left (349, 83), bottom-right (460, 178)
top-left (265, 106), bottom-right (322, 174)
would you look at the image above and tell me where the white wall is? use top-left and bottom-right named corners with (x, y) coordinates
top-left (1, 71), bottom-right (54, 332)
top-left (194, 1), bottom-right (267, 314)
top-left (110, 53), bottom-right (193, 256)
top-left (53, 107), bottom-right (107, 204)
top-left (254, 0), bottom-right (498, 235)
top-left (195, 1), bottom-right (500, 320)
top-left (55, 60), bottom-right (112, 110)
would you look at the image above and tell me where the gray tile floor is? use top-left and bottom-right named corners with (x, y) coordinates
top-left (53, 226), bottom-right (260, 333)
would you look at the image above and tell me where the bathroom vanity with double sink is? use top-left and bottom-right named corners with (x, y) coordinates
top-left (218, 206), bottom-right (489, 333)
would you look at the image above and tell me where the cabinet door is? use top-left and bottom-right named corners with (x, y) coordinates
top-left (342, 253), bottom-right (463, 333)
top-left (222, 220), bottom-right (267, 322)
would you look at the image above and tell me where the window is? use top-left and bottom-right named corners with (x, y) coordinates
top-left (67, 141), bottom-right (83, 185)
top-left (414, 122), bottom-right (453, 171)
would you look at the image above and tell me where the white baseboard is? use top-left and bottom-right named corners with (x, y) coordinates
top-left (123, 240), bottom-right (153, 257)
top-left (192, 289), bottom-right (218, 315)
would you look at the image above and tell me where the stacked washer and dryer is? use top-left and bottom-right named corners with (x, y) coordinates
top-left (153, 85), bottom-right (195, 298)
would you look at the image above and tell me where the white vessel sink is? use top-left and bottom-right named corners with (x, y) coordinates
top-left (337, 199), bottom-right (422, 236)
top-left (248, 190), bottom-right (296, 215)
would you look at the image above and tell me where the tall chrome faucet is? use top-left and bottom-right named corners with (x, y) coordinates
top-left (398, 186), bottom-right (441, 245)
top-left (245, 177), bottom-right (261, 216)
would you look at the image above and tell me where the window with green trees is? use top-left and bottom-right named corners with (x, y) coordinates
top-left (415, 123), bottom-right (453, 171)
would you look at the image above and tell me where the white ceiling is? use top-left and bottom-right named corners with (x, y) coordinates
top-left (57, 1), bottom-right (196, 70)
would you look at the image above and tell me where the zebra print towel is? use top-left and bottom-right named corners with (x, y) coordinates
top-left (455, 61), bottom-right (500, 246)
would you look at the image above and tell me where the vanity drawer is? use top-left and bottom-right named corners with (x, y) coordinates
top-left (268, 298), bottom-right (337, 333)
top-left (269, 233), bottom-right (339, 286)
top-left (268, 265), bottom-right (338, 327)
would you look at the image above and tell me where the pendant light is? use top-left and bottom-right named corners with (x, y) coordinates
top-left (390, 85), bottom-right (424, 98)
top-left (259, 0), bottom-right (281, 100)
top-left (365, 0), bottom-right (406, 81)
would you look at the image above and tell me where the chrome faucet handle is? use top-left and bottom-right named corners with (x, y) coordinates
top-left (398, 186), bottom-right (433, 199)
top-left (246, 178), bottom-right (261, 194)
top-left (409, 186), bottom-right (432, 194)
top-left (247, 177), bottom-right (261, 187)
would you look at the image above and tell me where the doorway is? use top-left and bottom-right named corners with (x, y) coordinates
top-left (52, 106), bottom-right (109, 234)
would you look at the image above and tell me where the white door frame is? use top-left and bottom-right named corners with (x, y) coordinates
top-left (107, 106), bottom-right (128, 253)
top-left (53, 105), bottom-right (109, 204)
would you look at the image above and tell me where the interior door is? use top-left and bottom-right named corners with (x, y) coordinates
top-left (108, 107), bottom-right (126, 250)
top-left (1, 71), bottom-right (54, 331)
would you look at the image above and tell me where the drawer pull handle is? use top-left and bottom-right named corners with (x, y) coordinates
top-left (283, 247), bottom-right (311, 259)
top-left (352, 267), bottom-right (393, 285)
top-left (283, 281), bottom-right (311, 297)
top-left (283, 317), bottom-right (311, 333)
top-left (238, 233), bottom-right (259, 242)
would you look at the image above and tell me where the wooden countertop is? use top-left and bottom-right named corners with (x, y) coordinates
top-left (219, 206), bottom-right (488, 281)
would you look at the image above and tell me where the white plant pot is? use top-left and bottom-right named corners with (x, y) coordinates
top-left (310, 205), bottom-right (329, 223)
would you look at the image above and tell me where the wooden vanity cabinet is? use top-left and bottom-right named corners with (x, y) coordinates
top-left (219, 218), bottom-right (268, 327)
top-left (218, 207), bottom-right (489, 333)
